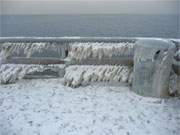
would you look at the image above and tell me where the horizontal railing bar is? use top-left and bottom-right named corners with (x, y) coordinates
top-left (3, 57), bottom-right (65, 65)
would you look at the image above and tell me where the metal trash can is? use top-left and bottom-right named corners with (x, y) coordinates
top-left (132, 39), bottom-right (175, 97)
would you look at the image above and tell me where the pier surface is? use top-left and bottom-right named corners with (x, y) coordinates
top-left (0, 79), bottom-right (180, 135)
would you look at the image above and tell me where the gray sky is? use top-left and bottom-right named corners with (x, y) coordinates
top-left (0, 0), bottom-right (179, 15)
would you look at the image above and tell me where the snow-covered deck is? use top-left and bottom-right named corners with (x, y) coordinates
top-left (0, 79), bottom-right (180, 135)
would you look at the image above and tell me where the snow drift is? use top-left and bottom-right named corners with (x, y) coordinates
top-left (63, 65), bottom-right (133, 87)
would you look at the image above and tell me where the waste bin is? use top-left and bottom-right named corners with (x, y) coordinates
top-left (132, 39), bottom-right (175, 97)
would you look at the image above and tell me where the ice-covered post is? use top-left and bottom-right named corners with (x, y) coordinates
top-left (132, 39), bottom-right (175, 98)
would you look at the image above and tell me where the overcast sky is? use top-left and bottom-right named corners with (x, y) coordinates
top-left (0, 0), bottom-right (179, 15)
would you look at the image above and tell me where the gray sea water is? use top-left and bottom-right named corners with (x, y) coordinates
top-left (0, 14), bottom-right (179, 38)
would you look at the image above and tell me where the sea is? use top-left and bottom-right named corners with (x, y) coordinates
top-left (0, 14), bottom-right (179, 38)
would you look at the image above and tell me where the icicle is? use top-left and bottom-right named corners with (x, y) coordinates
top-left (69, 42), bottom-right (135, 61)
top-left (0, 64), bottom-right (65, 84)
top-left (0, 42), bottom-right (63, 58)
top-left (63, 65), bottom-right (133, 87)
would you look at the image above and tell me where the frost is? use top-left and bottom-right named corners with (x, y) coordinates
top-left (63, 65), bottom-right (133, 87)
top-left (69, 42), bottom-right (134, 61)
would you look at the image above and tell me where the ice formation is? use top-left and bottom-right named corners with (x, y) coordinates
top-left (63, 65), bottom-right (133, 87)
top-left (68, 42), bottom-right (134, 61)
top-left (0, 42), bottom-right (68, 58)
top-left (174, 49), bottom-right (180, 61)
top-left (169, 71), bottom-right (180, 95)
top-left (0, 64), bottom-right (65, 84)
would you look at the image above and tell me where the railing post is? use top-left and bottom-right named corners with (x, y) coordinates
top-left (132, 39), bottom-right (175, 97)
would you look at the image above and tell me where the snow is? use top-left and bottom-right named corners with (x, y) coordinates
top-left (0, 79), bottom-right (179, 135)
top-left (69, 42), bottom-right (134, 61)
top-left (63, 65), bottom-right (133, 87)
top-left (0, 64), bottom-right (65, 84)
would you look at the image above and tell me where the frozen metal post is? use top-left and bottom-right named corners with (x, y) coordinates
top-left (133, 39), bottom-right (175, 97)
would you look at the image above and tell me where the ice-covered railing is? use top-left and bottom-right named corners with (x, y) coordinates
top-left (0, 37), bottom-right (179, 69)
top-left (0, 42), bottom-right (69, 64)
top-left (0, 37), bottom-right (136, 84)
top-left (0, 37), bottom-right (136, 65)
top-left (64, 65), bottom-right (133, 88)
top-left (0, 37), bottom-right (179, 97)
top-left (0, 37), bottom-right (136, 43)
top-left (69, 42), bottom-right (134, 62)
top-left (0, 37), bottom-right (179, 70)
top-left (0, 64), bottom-right (65, 84)
top-left (0, 42), bottom-right (62, 57)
